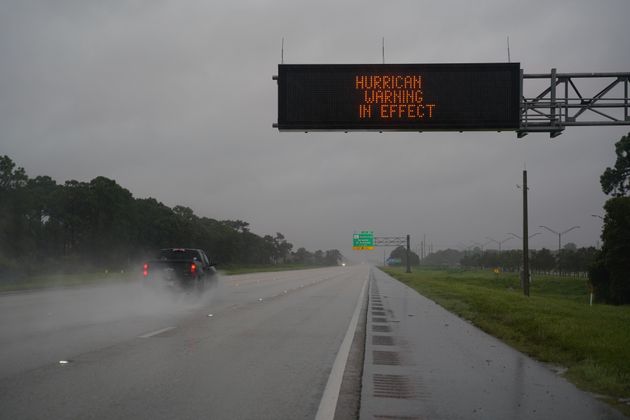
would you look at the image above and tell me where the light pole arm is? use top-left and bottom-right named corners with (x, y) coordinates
top-left (486, 237), bottom-right (500, 246)
top-left (561, 225), bottom-right (580, 235)
top-left (539, 225), bottom-right (559, 235)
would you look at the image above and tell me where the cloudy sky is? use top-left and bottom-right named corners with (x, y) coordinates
top-left (1, 0), bottom-right (629, 260)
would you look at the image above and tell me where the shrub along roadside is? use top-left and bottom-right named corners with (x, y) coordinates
top-left (382, 267), bottom-right (630, 415)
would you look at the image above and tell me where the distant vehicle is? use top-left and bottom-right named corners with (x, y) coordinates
top-left (142, 248), bottom-right (217, 292)
top-left (386, 257), bottom-right (402, 266)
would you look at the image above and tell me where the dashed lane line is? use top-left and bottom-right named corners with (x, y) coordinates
top-left (138, 326), bottom-right (176, 338)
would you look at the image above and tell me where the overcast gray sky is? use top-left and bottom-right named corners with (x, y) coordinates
top-left (1, 0), bottom-right (629, 261)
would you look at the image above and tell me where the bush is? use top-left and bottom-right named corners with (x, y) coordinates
top-left (588, 256), bottom-right (610, 303)
top-left (602, 197), bottom-right (630, 304)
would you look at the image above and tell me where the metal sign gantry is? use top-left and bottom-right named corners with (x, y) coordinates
top-left (519, 69), bottom-right (630, 137)
top-left (374, 236), bottom-right (407, 247)
top-left (274, 65), bottom-right (629, 137)
top-left (374, 235), bottom-right (411, 273)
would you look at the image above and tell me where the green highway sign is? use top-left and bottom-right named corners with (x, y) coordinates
top-left (353, 231), bottom-right (374, 250)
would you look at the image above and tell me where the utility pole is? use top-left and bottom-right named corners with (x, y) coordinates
top-left (406, 234), bottom-right (411, 273)
top-left (523, 170), bottom-right (530, 296)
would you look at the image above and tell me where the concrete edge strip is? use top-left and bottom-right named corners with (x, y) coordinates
top-left (315, 272), bottom-right (370, 420)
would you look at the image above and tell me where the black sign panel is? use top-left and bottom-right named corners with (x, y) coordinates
top-left (276, 63), bottom-right (520, 131)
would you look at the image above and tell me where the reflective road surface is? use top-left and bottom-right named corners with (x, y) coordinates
top-left (0, 266), bottom-right (626, 419)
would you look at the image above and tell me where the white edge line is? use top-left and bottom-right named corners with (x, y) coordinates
top-left (139, 326), bottom-right (176, 338)
top-left (315, 274), bottom-right (369, 420)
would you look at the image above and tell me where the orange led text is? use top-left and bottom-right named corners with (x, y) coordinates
top-left (355, 74), bottom-right (436, 120)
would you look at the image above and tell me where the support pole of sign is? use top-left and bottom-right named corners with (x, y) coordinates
top-left (523, 170), bottom-right (530, 297)
top-left (550, 68), bottom-right (557, 126)
top-left (406, 234), bottom-right (411, 274)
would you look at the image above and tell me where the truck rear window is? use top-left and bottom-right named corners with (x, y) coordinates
top-left (159, 249), bottom-right (199, 260)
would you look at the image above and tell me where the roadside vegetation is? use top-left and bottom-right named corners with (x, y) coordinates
top-left (382, 267), bottom-right (630, 415)
top-left (0, 155), bottom-right (343, 286)
top-left (0, 271), bottom-right (136, 292)
top-left (389, 243), bottom-right (598, 278)
top-left (589, 132), bottom-right (630, 305)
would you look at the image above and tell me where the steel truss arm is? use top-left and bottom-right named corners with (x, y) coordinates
top-left (374, 237), bottom-right (406, 247)
top-left (518, 69), bottom-right (630, 138)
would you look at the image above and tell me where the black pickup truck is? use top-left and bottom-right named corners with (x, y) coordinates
top-left (142, 248), bottom-right (217, 292)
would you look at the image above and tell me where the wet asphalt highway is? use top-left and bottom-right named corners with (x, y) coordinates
top-left (1, 266), bottom-right (626, 419)
top-left (0, 266), bottom-right (368, 419)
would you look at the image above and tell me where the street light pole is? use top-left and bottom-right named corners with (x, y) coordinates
top-left (486, 236), bottom-right (513, 253)
top-left (471, 240), bottom-right (493, 251)
top-left (539, 225), bottom-right (580, 276)
top-left (508, 232), bottom-right (541, 240)
top-left (508, 231), bottom-right (540, 275)
top-left (486, 236), bottom-right (513, 272)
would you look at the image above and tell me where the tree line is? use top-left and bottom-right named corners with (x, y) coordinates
top-left (457, 245), bottom-right (598, 275)
top-left (588, 133), bottom-right (630, 304)
top-left (387, 245), bottom-right (598, 276)
top-left (0, 156), bottom-right (342, 277)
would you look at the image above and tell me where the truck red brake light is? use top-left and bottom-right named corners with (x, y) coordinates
top-left (143, 263), bottom-right (149, 277)
top-left (190, 263), bottom-right (197, 273)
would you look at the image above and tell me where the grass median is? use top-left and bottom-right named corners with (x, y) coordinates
top-left (381, 267), bottom-right (630, 414)
top-left (0, 271), bottom-right (136, 292)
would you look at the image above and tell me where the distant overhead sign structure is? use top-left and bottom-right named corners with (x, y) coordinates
top-left (353, 231), bottom-right (374, 250)
top-left (274, 63), bottom-right (521, 132)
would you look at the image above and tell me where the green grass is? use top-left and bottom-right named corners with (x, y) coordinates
top-left (0, 271), bottom-right (135, 292)
top-left (382, 267), bottom-right (630, 415)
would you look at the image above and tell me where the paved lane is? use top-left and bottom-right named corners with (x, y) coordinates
top-left (359, 268), bottom-right (626, 419)
top-left (0, 266), bottom-right (369, 419)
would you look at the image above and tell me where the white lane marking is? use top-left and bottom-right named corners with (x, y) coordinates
top-left (315, 275), bottom-right (369, 420)
top-left (139, 326), bottom-right (176, 338)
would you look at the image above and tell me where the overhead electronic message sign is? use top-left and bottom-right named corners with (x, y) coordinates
top-left (275, 63), bottom-right (520, 131)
